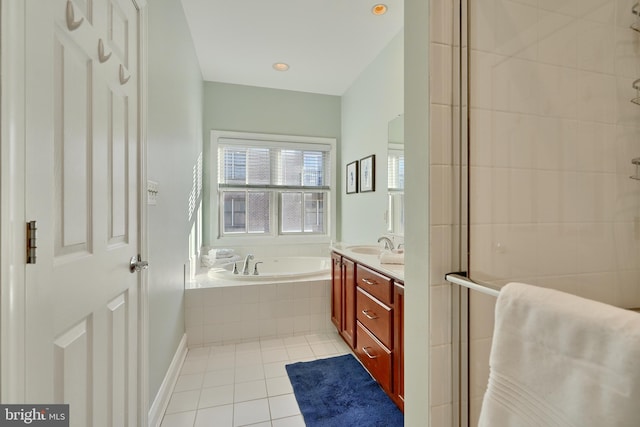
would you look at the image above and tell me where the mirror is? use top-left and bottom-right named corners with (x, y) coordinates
top-left (387, 114), bottom-right (404, 235)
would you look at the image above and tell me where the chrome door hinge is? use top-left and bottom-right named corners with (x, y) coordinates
top-left (26, 221), bottom-right (37, 264)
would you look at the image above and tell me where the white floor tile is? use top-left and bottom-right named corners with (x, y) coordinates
top-left (160, 410), bottom-right (196, 427)
top-left (304, 332), bottom-right (335, 344)
top-left (235, 350), bottom-right (262, 367)
top-left (209, 343), bottom-right (236, 355)
top-left (236, 341), bottom-right (261, 352)
top-left (261, 348), bottom-right (289, 364)
top-left (207, 353), bottom-right (235, 370)
top-left (181, 359), bottom-right (208, 375)
top-left (309, 341), bottom-right (339, 357)
top-left (263, 361), bottom-right (288, 379)
top-left (233, 399), bottom-right (270, 426)
top-left (174, 373), bottom-right (204, 392)
top-left (165, 390), bottom-right (200, 414)
top-left (203, 368), bottom-right (235, 388)
top-left (169, 332), bottom-right (357, 427)
top-left (285, 345), bottom-right (314, 360)
top-left (266, 376), bottom-right (293, 396)
top-left (271, 415), bottom-right (306, 427)
top-left (194, 405), bottom-right (233, 427)
top-left (186, 347), bottom-right (211, 360)
top-left (235, 364), bottom-right (264, 383)
top-left (268, 394), bottom-right (300, 419)
top-left (260, 337), bottom-right (285, 349)
top-left (234, 379), bottom-right (268, 402)
top-left (283, 335), bottom-right (308, 347)
top-left (198, 384), bottom-right (234, 409)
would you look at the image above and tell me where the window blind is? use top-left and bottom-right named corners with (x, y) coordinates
top-left (218, 138), bottom-right (331, 189)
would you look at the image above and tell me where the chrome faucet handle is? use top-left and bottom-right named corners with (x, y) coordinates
top-left (253, 262), bottom-right (263, 275)
top-left (242, 254), bottom-right (254, 275)
top-left (377, 236), bottom-right (395, 250)
top-left (232, 262), bottom-right (239, 274)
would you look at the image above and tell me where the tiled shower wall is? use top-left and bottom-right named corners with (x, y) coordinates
top-left (468, 0), bottom-right (640, 424)
top-left (429, 0), bottom-right (457, 425)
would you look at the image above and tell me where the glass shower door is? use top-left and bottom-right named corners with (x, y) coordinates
top-left (464, 0), bottom-right (640, 424)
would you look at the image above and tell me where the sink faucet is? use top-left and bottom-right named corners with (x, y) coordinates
top-left (377, 236), bottom-right (394, 251)
top-left (242, 254), bottom-right (254, 275)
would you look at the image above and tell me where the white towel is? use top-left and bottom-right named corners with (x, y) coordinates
top-left (201, 254), bottom-right (241, 268)
top-left (478, 282), bottom-right (640, 427)
top-left (379, 251), bottom-right (404, 265)
top-left (208, 248), bottom-right (235, 259)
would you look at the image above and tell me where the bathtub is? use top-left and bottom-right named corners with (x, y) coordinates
top-left (185, 255), bottom-right (333, 346)
top-left (206, 256), bottom-right (331, 282)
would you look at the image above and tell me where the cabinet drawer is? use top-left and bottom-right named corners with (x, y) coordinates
top-left (356, 264), bottom-right (392, 305)
top-left (355, 322), bottom-right (392, 394)
top-left (356, 287), bottom-right (392, 349)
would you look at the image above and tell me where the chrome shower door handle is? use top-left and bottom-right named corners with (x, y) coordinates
top-left (129, 255), bottom-right (149, 273)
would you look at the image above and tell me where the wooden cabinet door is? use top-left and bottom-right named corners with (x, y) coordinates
top-left (331, 253), bottom-right (342, 330)
top-left (393, 282), bottom-right (405, 411)
top-left (342, 257), bottom-right (356, 348)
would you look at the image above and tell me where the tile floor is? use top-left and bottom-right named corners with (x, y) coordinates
top-left (160, 331), bottom-right (351, 427)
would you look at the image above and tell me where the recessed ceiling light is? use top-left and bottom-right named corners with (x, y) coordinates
top-left (273, 62), bottom-right (290, 72)
top-left (372, 4), bottom-right (387, 15)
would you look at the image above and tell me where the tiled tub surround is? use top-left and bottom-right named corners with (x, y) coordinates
top-left (185, 276), bottom-right (332, 347)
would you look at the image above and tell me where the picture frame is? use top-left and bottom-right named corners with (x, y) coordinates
top-left (359, 154), bottom-right (375, 192)
top-left (346, 160), bottom-right (358, 194)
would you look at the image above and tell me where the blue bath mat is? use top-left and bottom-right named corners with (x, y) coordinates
top-left (286, 354), bottom-right (404, 427)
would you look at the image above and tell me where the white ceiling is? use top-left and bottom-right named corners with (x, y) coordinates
top-left (180, 0), bottom-right (404, 96)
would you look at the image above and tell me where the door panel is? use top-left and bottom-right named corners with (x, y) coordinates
top-left (53, 319), bottom-right (92, 426)
top-left (54, 35), bottom-right (93, 257)
top-left (109, 90), bottom-right (129, 244)
top-left (25, 0), bottom-right (140, 425)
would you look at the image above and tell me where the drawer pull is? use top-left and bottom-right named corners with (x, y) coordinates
top-left (362, 346), bottom-right (378, 359)
top-left (361, 278), bottom-right (378, 285)
top-left (362, 309), bottom-right (379, 320)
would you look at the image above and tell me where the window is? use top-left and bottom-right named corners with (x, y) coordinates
top-left (387, 147), bottom-right (404, 191)
top-left (212, 131), bottom-right (335, 241)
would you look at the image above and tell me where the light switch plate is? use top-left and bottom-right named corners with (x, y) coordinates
top-left (147, 180), bottom-right (158, 205)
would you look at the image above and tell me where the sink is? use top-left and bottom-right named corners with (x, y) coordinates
top-left (346, 245), bottom-right (384, 255)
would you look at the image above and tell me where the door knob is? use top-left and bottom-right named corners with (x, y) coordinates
top-left (129, 255), bottom-right (149, 273)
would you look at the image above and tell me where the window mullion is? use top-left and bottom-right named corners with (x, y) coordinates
top-left (301, 192), bottom-right (305, 232)
top-left (273, 190), bottom-right (280, 236)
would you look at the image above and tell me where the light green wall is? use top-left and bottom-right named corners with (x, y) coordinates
top-left (147, 0), bottom-right (203, 407)
top-left (340, 31), bottom-right (404, 243)
top-left (202, 82), bottom-right (341, 245)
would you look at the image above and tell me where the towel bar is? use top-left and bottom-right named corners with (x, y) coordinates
top-left (445, 272), bottom-right (501, 297)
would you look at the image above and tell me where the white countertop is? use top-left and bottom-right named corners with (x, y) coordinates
top-left (330, 242), bottom-right (405, 282)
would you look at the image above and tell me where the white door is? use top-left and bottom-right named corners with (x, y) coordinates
top-left (24, 0), bottom-right (141, 426)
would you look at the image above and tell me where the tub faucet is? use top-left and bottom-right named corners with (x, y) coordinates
top-left (377, 236), bottom-right (394, 250)
top-left (242, 254), bottom-right (254, 275)
top-left (253, 262), bottom-right (263, 275)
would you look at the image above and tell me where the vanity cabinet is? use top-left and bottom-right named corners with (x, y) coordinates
top-left (331, 253), bottom-right (356, 348)
top-left (393, 282), bottom-right (404, 410)
top-left (331, 251), bottom-right (404, 411)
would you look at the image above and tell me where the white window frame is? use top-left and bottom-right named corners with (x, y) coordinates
top-left (210, 130), bottom-right (336, 246)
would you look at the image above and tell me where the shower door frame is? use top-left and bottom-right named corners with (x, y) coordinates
top-left (452, 0), bottom-right (470, 426)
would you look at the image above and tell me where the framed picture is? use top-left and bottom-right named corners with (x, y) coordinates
top-left (359, 154), bottom-right (375, 192)
top-left (346, 161), bottom-right (358, 194)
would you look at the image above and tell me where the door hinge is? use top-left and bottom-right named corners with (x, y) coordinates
top-left (26, 220), bottom-right (37, 264)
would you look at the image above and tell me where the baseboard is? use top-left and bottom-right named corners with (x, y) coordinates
top-left (148, 333), bottom-right (188, 427)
